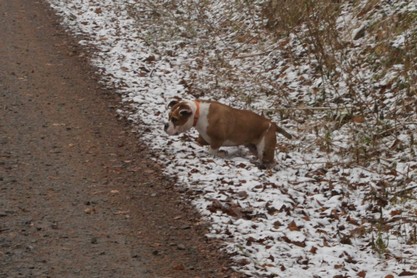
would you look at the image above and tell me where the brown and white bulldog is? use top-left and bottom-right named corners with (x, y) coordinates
top-left (164, 97), bottom-right (292, 166)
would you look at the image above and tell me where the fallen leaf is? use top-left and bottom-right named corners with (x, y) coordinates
top-left (281, 236), bottom-right (306, 247)
top-left (357, 270), bottom-right (366, 277)
top-left (288, 220), bottom-right (300, 231)
top-left (144, 55), bottom-right (156, 63)
top-left (236, 258), bottom-right (250, 266)
top-left (246, 237), bottom-right (255, 246)
top-left (340, 235), bottom-right (352, 245)
top-left (206, 199), bottom-right (246, 218)
top-left (390, 210), bottom-right (402, 216)
top-left (352, 115), bottom-right (365, 123)
top-left (399, 270), bottom-right (417, 276)
top-left (273, 220), bottom-right (282, 229)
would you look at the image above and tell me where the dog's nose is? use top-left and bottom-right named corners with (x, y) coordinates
top-left (164, 123), bottom-right (169, 131)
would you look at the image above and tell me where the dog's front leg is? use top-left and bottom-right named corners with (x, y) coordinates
top-left (208, 141), bottom-right (227, 158)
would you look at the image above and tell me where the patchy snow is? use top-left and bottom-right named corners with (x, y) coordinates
top-left (47, 0), bottom-right (417, 277)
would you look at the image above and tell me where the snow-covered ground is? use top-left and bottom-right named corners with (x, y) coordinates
top-left (47, 0), bottom-right (417, 277)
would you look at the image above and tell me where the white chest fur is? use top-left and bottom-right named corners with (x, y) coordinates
top-left (194, 102), bottom-right (211, 143)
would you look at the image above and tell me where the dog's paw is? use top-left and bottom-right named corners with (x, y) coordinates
top-left (217, 150), bottom-right (228, 157)
top-left (258, 161), bottom-right (276, 170)
top-left (208, 147), bottom-right (228, 158)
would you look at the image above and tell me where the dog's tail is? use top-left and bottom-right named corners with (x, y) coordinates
top-left (272, 122), bottom-right (292, 139)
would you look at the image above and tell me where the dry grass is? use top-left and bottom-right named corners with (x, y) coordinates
top-left (264, 0), bottom-right (417, 161)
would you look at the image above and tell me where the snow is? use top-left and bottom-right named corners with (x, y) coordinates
top-left (47, 0), bottom-right (417, 277)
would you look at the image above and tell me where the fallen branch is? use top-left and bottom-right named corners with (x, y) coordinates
top-left (391, 185), bottom-right (417, 196)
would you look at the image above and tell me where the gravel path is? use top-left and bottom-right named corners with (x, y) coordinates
top-left (0, 1), bottom-right (240, 277)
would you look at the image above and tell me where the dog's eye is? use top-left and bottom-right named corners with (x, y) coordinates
top-left (171, 118), bottom-right (178, 124)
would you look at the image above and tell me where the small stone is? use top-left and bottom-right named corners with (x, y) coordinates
top-left (172, 263), bottom-right (185, 271)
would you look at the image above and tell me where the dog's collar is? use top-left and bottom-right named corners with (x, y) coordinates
top-left (193, 100), bottom-right (200, 127)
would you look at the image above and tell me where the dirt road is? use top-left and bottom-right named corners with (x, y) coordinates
top-left (0, 1), bottom-right (240, 277)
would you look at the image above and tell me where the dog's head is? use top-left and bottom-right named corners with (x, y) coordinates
top-left (164, 97), bottom-right (195, 135)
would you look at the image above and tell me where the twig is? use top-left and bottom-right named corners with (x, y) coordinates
top-left (235, 50), bottom-right (274, 59)
top-left (391, 185), bottom-right (417, 196)
top-left (273, 106), bottom-right (353, 111)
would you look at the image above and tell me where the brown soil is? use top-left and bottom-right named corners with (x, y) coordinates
top-left (0, 1), bottom-right (244, 277)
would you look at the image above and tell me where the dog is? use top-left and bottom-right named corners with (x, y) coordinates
top-left (164, 97), bottom-right (292, 166)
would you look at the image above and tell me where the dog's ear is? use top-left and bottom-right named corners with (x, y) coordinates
top-left (179, 107), bottom-right (192, 116)
top-left (167, 96), bottom-right (182, 108)
top-left (167, 99), bottom-right (179, 108)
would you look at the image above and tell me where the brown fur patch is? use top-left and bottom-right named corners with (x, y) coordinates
top-left (206, 102), bottom-right (272, 146)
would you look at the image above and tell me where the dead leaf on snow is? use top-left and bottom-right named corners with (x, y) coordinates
top-left (273, 220), bottom-right (282, 229)
top-left (357, 270), bottom-right (366, 278)
top-left (334, 264), bottom-right (344, 269)
top-left (390, 209), bottom-right (402, 216)
top-left (288, 220), bottom-right (301, 231)
top-left (352, 115), bottom-right (365, 123)
top-left (399, 270), bottom-right (417, 276)
top-left (281, 236), bottom-right (306, 248)
top-left (207, 199), bottom-right (251, 219)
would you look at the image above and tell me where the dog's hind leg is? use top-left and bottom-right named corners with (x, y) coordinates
top-left (258, 124), bottom-right (277, 166)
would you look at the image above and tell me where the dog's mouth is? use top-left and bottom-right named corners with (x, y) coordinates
top-left (164, 130), bottom-right (180, 136)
